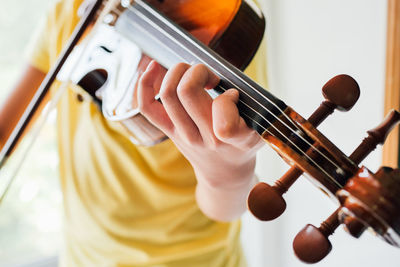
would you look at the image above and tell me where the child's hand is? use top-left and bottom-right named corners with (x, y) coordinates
top-left (138, 60), bottom-right (263, 221)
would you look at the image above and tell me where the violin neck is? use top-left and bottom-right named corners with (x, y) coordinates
top-left (115, 0), bottom-right (288, 135)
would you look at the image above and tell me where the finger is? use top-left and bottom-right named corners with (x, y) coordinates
top-left (159, 62), bottom-right (202, 144)
top-left (137, 60), bottom-right (174, 136)
top-left (212, 89), bottom-right (261, 148)
top-left (177, 64), bottom-right (220, 143)
top-left (142, 56), bottom-right (165, 96)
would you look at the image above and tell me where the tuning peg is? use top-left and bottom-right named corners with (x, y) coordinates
top-left (248, 75), bottom-right (360, 221)
top-left (293, 209), bottom-right (340, 263)
top-left (350, 109), bottom-right (400, 164)
top-left (247, 169), bottom-right (301, 221)
top-left (309, 74), bottom-right (360, 124)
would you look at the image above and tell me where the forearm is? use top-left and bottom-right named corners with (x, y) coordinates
top-left (0, 64), bottom-right (47, 148)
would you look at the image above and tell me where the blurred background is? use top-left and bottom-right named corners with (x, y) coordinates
top-left (0, 0), bottom-right (399, 266)
top-left (0, 0), bottom-right (61, 266)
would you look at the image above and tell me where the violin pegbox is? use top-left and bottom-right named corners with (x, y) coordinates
top-left (292, 110), bottom-right (400, 263)
top-left (247, 73), bottom-right (400, 263)
top-left (247, 74), bottom-right (360, 221)
top-left (293, 165), bottom-right (400, 264)
top-left (337, 166), bottom-right (400, 246)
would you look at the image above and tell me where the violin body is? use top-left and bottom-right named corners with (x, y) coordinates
top-left (144, 0), bottom-right (265, 70)
top-left (2, 0), bottom-right (400, 264)
top-left (75, 4), bottom-right (400, 260)
top-left (65, 0), bottom-right (265, 145)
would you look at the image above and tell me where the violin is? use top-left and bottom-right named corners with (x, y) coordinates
top-left (1, 0), bottom-right (399, 263)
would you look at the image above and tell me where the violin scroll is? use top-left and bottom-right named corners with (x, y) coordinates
top-left (294, 166), bottom-right (400, 264)
top-left (291, 110), bottom-right (400, 263)
top-left (338, 166), bottom-right (400, 246)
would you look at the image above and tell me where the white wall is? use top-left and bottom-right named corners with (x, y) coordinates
top-left (242, 1), bottom-right (400, 266)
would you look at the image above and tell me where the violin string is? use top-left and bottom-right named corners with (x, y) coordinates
top-left (125, 3), bottom-right (346, 182)
top-left (217, 86), bottom-right (342, 187)
top-left (131, 1), bottom-right (306, 137)
top-left (118, 8), bottom-right (342, 185)
top-left (123, 3), bottom-right (346, 177)
top-left (128, 1), bottom-right (345, 174)
top-left (239, 107), bottom-right (342, 188)
top-left (108, 0), bottom-right (346, 188)
top-left (54, 1), bottom-right (345, 186)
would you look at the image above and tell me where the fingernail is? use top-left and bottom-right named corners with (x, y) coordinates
top-left (226, 89), bottom-right (239, 102)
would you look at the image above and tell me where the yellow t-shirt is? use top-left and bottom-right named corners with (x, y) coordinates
top-left (28, 0), bottom-right (267, 266)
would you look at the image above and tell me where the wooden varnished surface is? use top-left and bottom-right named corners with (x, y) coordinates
top-left (383, 0), bottom-right (400, 168)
